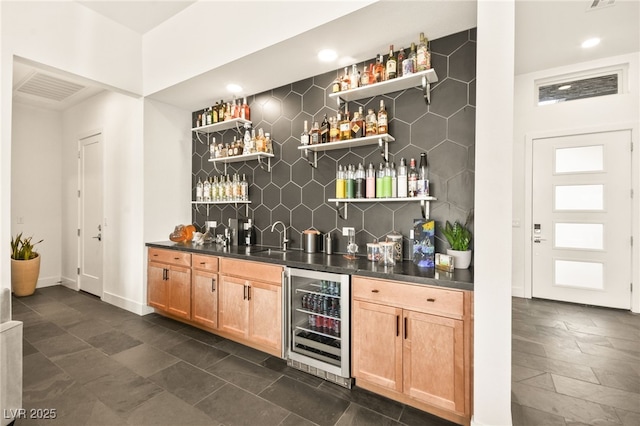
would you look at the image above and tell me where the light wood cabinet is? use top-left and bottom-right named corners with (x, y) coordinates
top-left (191, 254), bottom-right (219, 329)
top-left (147, 248), bottom-right (192, 320)
top-left (218, 258), bottom-right (283, 357)
top-left (352, 276), bottom-right (472, 426)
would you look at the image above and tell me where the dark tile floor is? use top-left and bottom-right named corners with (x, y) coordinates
top-left (11, 286), bottom-right (455, 426)
top-left (511, 297), bottom-right (640, 426)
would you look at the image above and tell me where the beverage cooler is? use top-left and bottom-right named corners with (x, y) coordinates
top-left (285, 268), bottom-right (352, 388)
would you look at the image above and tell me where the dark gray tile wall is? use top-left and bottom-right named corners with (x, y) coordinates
top-left (192, 29), bottom-right (476, 257)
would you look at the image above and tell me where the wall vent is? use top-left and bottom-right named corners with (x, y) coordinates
top-left (15, 72), bottom-right (85, 102)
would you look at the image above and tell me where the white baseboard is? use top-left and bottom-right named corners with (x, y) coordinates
top-left (102, 291), bottom-right (153, 316)
top-left (60, 276), bottom-right (78, 290)
top-left (512, 285), bottom-right (525, 298)
top-left (36, 276), bottom-right (62, 288)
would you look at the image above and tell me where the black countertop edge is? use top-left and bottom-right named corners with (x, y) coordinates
top-left (146, 241), bottom-right (474, 292)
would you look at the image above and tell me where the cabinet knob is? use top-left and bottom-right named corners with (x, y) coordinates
top-left (371, 289), bottom-right (379, 293)
top-left (427, 298), bottom-right (435, 302)
top-left (200, 262), bottom-right (206, 265)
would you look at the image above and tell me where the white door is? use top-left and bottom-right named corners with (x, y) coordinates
top-left (79, 134), bottom-right (103, 297)
top-left (532, 130), bottom-right (632, 309)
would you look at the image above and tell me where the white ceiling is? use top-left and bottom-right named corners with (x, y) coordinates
top-left (12, 0), bottom-right (640, 112)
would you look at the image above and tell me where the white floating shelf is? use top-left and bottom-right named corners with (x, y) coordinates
top-left (192, 118), bottom-right (252, 134)
top-left (297, 134), bottom-right (394, 152)
top-left (208, 152), bottom-right (274, 164)
top-left (328, 69), bottom-right (438, 103)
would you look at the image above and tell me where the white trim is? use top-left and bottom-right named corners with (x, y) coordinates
top-left (524, 122), bottom-right (638, 312)
top-left (102, 291), bottom-right (153, 316)
top-left (35, 276), bottom-right (61, 289)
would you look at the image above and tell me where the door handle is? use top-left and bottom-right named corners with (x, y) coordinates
top-left (211, 278), bottom-right (216, 292)
top-left (533, 237), bottom-right (547, 243)
top-left (92, 233), bottom-right (102, 241)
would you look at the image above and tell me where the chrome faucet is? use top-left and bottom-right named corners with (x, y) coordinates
top-left (270, 221), bottom-right (289, 251)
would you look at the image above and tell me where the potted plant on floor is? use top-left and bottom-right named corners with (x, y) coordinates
top-left (441, 217), bottom-right (473, 269)
top-left (10, 232), bottom-right (43, 296)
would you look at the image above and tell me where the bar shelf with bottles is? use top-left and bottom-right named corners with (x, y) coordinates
top-left (330, 69), bottom-right (437, 104)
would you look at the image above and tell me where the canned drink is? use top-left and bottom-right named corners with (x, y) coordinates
top-left (322, 296), bottom-right (329, 312)
top-left (321, 281), bottom-right (328, 293)
top-left (308, 314), bottom-right (315, 330)
top-left (333, 319), bottom-right (340, 337)
top-left (328, 282), bottom-right (336, 295)
top-left (326, 318), bottom-right (334, 334)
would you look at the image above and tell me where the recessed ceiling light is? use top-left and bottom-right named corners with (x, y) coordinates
top-left (226, 83), bottom-right (242, 93)
top-left (581, 37), bottom-right (601, 49)
top-left (558, 85), bottom-right (571, 90)
top-left (318, 49), bottom-right (337, 62)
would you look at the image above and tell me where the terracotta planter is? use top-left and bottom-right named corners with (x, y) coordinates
top-left (11, 255), bottom-right (41, 297)
top-left (446, 249), bottom-right (472, 269)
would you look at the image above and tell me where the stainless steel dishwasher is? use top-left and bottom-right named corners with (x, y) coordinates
top-left (285, 267), bottom-right (352, 388)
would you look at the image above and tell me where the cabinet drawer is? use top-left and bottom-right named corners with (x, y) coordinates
top-left (220, 258), bottom-right (282, 285)
top-left (148, 248), bottom-right (191, 267)
top-left (192, 254), bottom-right (219, 272)
top-left (352, 276), bottom-right (464, 318)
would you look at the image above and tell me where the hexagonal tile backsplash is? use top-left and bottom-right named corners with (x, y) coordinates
top-left (192, 29), bottom-right (476, 257)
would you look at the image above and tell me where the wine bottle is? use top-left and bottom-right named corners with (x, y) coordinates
top-left (196, 177), bottom-right (203, 202)
top-left (418, 152), bottom-right (429, 197)
top-left (397, 47), bottom-right (405, 78)
top-left (417, 32), bottom-right (431, 71)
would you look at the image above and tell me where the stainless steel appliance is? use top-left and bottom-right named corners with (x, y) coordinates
top-left (285, 268), bottom-right (352, 388)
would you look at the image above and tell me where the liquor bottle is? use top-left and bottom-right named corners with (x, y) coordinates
top-left (397, 158), bottom-right (408, 197)
top-left (332, 70), bottom-right (341, 93)
top-left (340, 67), bottom-right (350, 91)
top-left (329, 117), bottom-right (339, 142)
top-left (320, 114), bottom-right (329, 143)
top-left (335, 165), bottom-right (346, 199)
top-left (264, 132), bottom-right (273, 154)
top-left (417, 32), bottom-right (431, 71)
top-left (373, 54), bottom-right (385, 82)
top-left (301, 120), bottom-right (310, 146)
top-left (351, 107), bottom-right (364, 139)
top-left (365, 108), bottom-right (378, 136)
top-left (209, 137), bottom-right (216, 159)
top-left (229, 98), bottom-right (236, 119)
top-left (366, 163), bottom-right (376, 198)
top-left (408, 158), bottom-right (419, 197)
top-left (244, 128), bottom-right (253, 153)
top-left (360, 64), bottom-right (370, 87)
top-left (377, 100), bottom-right (388, 134)
top-left (368, 63), bottom-right (376, 85)
top-left (382, 162), bottom-right (392, 198)
top-left (212, 103), bottom-right (219, 123)
top-left (406, 42), bottom-right (417, 76)
top-left (241, 174), bottom-right (249, 201)
top-left (256, 128), bottom-right (265, 152)
top-left (196, 177), bottom-right (203, 202)
top-left (241, 97), bottom-right (250, 121)
top-left (218, 100), bottom-right (226, 122)
top-left (418, 152), bottom-right (428, 197)
top-left (350, 64), bottom-right (359, 90)
top-left (345, 164), bottom-right (355, 199)
top-left (196, 114), bottom-right (202, 128)
top-left (390, 162), bottom-right (397, 197)
top-left (339, 110), bottom-right (351, 141)
top-left (205, 108), bottom-right (212, 125)
top-left (310, 121), bottom-right (320, 145)
top-left (355, 163), bottom-right (365, 198)
top-left (376, 163), bottom-right (384, 198)
top-left (396, 47), bottom-right (405, 78)
top-left (386, 45), bottom-right (397, 80)
top-left (251, 129), bottom-right (257, 153)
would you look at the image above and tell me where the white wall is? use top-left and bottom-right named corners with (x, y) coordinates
top-left (0, 1), bottom-right (143, 292)
top-left (11, 103), bottom-right (62, 288)
top-left (473, 1), bottom-right (514, 425)
top-left (62, 91), bottom-right (145, 313)
top-left (512, 52), bottom-right (640, 312)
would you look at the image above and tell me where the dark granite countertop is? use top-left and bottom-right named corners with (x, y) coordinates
top-left (146, 241), bottom-right (474, 292)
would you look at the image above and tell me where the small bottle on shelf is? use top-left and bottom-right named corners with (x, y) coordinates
top-left (241, 174), bottom-right (249, 201)
top-left (366, 163), bottom-right (376, 198)
top-left (310, 122), bottom-right (320, 145)
top-left (209, 136), bottom-right (216, 159)
top-left (350, 64), bottom-right (359, 90)
top-left (339, 110), bottom-right (351, 141)
top-left (406, 42), bottom-right (417, 75)
top-left (335, 165), bottom-right (346, 199)
top-left (397, 47), bottom-right (405, 78)
top-left (365, 108), bottom-right (378, 137)
top-left (332, 70), bottom-right (341, 93)
top-left (398, 158), bottom-right (408, 197)
top-left (265, 132), bottom-right (273, 154)
top-left (329, 117), bottom-right (339, 142)
top-left (390, 162), bottom-right (398, 198)
top-left (386, 45), bottom-right (397, 80)
top-left (301, 120), bottom-right (310, 146)
top-left (355, 163), bottom-right (365, 198)
top-left (350, 107), bottom-right (364, 139)
top-left (196, 177), bottom-right (203, 202)
top-left (203, 177), bottom-right (211, 202)
top-left (377, 100), bottom-right (388, 134)
top-left (360, 63), bottom-right (370, 87)
top-left (417, 32), bottom-right (431, 71)
top-left (320, 114), bottom-right (329, 143)
top-left (345, 164), bottom-right (355, 199)
top-left (382, 162), bottom-right (392, 198)
top-left (375, 163), bottom-right (384, 198)
top-left (340, 67), bottom-right (350, 91)
top-left (374, 54), bottom-right (385, 82)
top-left (241, 97), bottom-right (250, 121)
top-left (408, 158), bottom-right (419, 197)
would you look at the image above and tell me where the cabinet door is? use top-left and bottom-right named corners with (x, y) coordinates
top-left (352, 300), bottom-right (403, 392)
top-left (247, 280), bottom-right (281, 354)
top-left (192, 270), bottom-right (218, 329)
top-left (218, 275), bottom-right (248, 338)
top-left (403, 310), bottom-right (465, 414)
top-left (166, 265), bottom-right (191, 320)
top-left (148, 262), bottom-right (168, 311)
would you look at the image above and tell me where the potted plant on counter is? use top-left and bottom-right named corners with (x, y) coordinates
top-left (10, 232), bottom-right (43, 297)
top-left (441, 218), bottom-right (472, 269)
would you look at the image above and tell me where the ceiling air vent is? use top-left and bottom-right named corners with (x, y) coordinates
top-left (16, 72), bottom-right (85, 102)
top-left (588, 0), bottom-right (615, 11)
